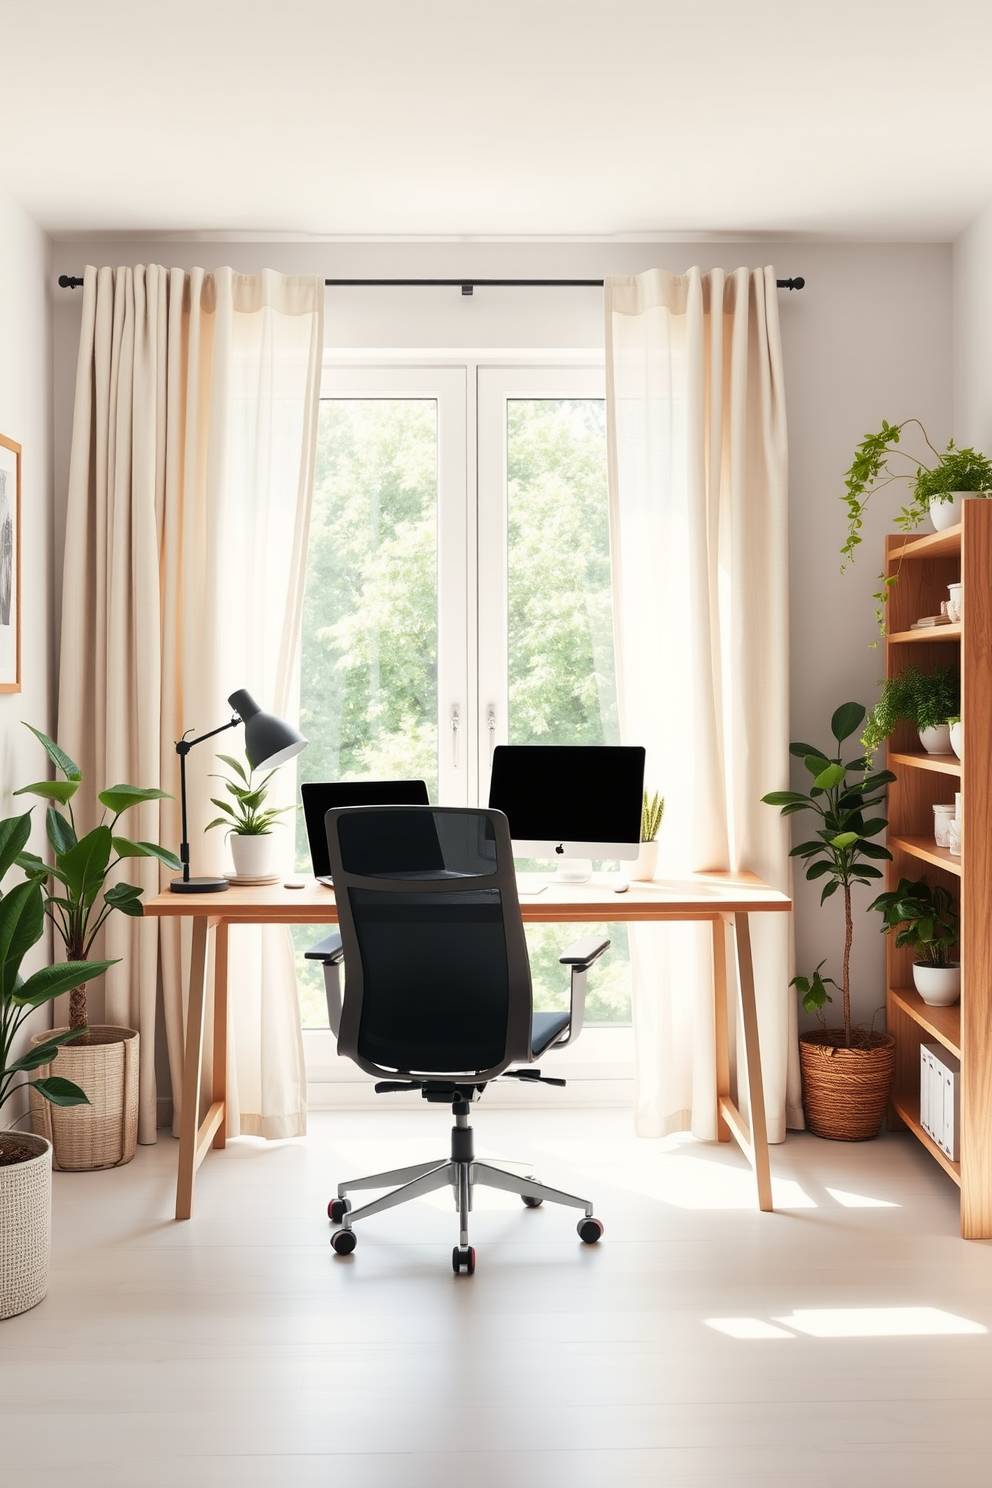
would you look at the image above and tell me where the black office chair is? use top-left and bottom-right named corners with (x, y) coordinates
top-left (305, 804), bottom-right (609, 1274)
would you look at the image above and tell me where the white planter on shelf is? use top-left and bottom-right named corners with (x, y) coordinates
top-left (918, 724), bottom-right (952, 755)
top-left (628, 840), bottom-right (659, 882)
top-left (229, 832), bottom-right (276, 878)
top-left (929, 492), bottom-right (989, 532)
top-left (913, 962), bottom-right (961, 1007)
top-left (949, 720), bottom-right (963, 759)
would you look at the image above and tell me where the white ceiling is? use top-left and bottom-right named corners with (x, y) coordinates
top-left (3, 0), bottom-right (992, 242)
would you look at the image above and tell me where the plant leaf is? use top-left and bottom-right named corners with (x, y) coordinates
top-left (214, 753), bottom-right (249, 783)
top-left (831, 702), bottom-right (866, 742)
top-left (12, 958), bottom-right (117, 1009)
top-left (103, 883), bottom-right (145, 917)
top-left (59, 825), bottom-right (113, 906)
top-left (0, 880), bottom-right (45, 1000)
top-left (0, 811), bottom-right (32, 882)
top-left (813, 762), bottom-right (847, 791)
top-left (98, 784), bottom-right (172, 814)
top-left (22, 723), bottom-right (82, 781)
top-left (13, 780), bottom-right (80, 804)
top-left (7, 1029), bottom-right (87, 1072)
top-left (46, 806), bottom-right (76, 856)
top-left (29, 1075), bottom-right (90, 1107)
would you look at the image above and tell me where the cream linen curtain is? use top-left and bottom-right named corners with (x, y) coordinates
top-left (59, 265), bottom-right (323, 1144)
top-left (605, 266), bottom-right (801, 1143)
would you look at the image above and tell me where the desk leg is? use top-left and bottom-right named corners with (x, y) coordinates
top-left (712, 916), bottom-right (732, 1144)
top-left (211, 920), bottom-right (229, 1150)
top-left (176, 916), bottom-right (211, 1221)
top-left (735, 913), bottom-right (773, 1213)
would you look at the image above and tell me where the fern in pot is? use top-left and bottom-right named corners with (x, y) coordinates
top-left (861, 666), bottom-right (960, 757)
top-left (0, 809), bottom-right (113, 1317)
top-left (14, 725), bottom-right (180, 1170)
top-left (762, 702), bottom-right (897, 1141)
top-left (207, 753), bottom-right (296, 880)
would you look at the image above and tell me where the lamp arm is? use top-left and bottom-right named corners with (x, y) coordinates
top-left (175, 716), bottom-right (240, 885)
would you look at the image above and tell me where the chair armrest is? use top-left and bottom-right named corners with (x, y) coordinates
top-left (558, 935), bottom-right (610, 972)
top-left (304, 932), bottom-right (344, 963)
top-left (552, 936), bottom-right (611, 1049)
top-left (303, 933), bottom-right (344, 1036)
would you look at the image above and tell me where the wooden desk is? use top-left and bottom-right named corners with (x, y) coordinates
top-left (145, 871), bottom-right (791, 1220)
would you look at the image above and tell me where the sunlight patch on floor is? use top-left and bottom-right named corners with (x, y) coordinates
top-left (774, 1307), bottom-right (986, 1337)
top-left (705, 1317), bottom-right (796, 1340)
top-left (825, 1187), bottom-right (899, 1209)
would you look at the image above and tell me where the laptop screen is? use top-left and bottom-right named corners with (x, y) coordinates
top-left (301, 780), bottom-right (431, 878)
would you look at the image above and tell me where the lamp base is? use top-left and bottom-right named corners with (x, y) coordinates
top-left (170, 876), bottom-right (231, 894)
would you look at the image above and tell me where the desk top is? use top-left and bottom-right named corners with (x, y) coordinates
top-left (144, 870), bottom-right (790, 924)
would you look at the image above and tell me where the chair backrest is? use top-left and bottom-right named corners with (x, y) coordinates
top-left (325, 806), bottom-right (533, 1082)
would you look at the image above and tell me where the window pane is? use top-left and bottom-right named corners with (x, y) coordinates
top-left (505, 398), bottom-right (630, 1025)
top-left (295, 398), bottom-right (439, 1027)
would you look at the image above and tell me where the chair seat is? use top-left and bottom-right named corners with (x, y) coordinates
top-left (531, 1010), bottom-right (570, 1056)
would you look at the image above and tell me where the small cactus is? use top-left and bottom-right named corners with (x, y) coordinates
top-left (640, 790), bottom-right (664, 843)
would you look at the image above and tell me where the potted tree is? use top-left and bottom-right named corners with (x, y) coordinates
top-left (206, 752), bottom-right (297, 881)
top-left (0, 810), bottom-right (112, 1318)
top-left (861, 666), bottom-right (960, 756)
top-left (14, 725), bottom-right (181, 1171)
top-left (869, 877), bottom-right (960, 1007)
top-left (762, 702), bottom-right (897, 1140)
top-left (629, 789), bottom-right (664, 882)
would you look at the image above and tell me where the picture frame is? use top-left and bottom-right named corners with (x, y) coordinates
top-left (0, 434), bottom-right (21, 693)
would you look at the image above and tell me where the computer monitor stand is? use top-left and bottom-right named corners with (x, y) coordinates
top-left (552, 856), bottom-right (593, 883)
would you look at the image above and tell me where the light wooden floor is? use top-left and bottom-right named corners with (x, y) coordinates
top-left (3, 1106), bottom-right (992, 1487)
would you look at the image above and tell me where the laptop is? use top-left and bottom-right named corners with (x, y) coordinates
top-left (301, 779), bottom-right (431, 884)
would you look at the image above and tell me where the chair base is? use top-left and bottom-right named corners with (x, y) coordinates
top-left (328, 1100), bottom-right (601, 1265)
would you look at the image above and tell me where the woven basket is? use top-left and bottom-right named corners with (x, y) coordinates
top-left (29, 1027), bottom-right (139, 1171)
top-left (0, 1133), bottom-right (52, 1319)
top-left (799, 1029), bottom-right (896, 1141)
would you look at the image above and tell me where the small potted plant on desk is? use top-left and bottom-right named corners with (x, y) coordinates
top-left (15, 725), bottom-right (180, 1171)
top-left (206, 752), bottom-right (297, 881)
top-left (762, 702), bottom-right (897, 1141)
top-left (869, 877), bottom-right (960, 1007)
top-left (629, 790), bottom-right (664, 882)
top-left (0, 810), bottom-right (113, 1318)
top-left (861, 665), bottom-right (960, 757)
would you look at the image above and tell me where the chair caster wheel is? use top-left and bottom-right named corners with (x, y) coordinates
top-left (452, 1245), bottom-right (476, 1275)
top-left (328, 1197), bottom-right (351, 1223)
top-left (522, 1195), bottom-right (543, 1208)
top-left (577, 1217), bottom-right (604, 1244)
top-left (331, 1228), bottom-right (357, 1255)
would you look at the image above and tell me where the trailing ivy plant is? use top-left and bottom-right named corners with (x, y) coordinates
top-left (840, 420), bottom-right (992, 632)
top-left (861, 666), bottom-right (960, 755)
top-left (762, 702), bottom-right (895, 1048)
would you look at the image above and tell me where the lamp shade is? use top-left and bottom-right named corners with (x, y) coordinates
top-left (228, 689), bottom-right (308, 770)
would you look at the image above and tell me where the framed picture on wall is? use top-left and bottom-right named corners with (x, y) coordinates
top-left (0, 434), bottom-right (21, 693)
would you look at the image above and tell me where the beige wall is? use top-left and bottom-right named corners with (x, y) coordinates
top-left (51, 237), bottom-right (953, 1031)
top-left (0, 184), bottom-right (54, 1102)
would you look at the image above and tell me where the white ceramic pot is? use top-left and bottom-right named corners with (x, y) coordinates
top-left (628, 840), bottom-right (659, 882)
top-left (913, 962), bottom-right (961, 1007)
top-left (949, 720), bottom-right (963, 759)
top-left (918, 724), bottom-right (952, 755)
top-left (229, 833), bottom-right (276, 878)
top-left (929, 492), bottom-right (987, 531)
top-left (947, 581), bottom-right (963, 623)
top-left (0, 1132), bottom-right (52, 1319)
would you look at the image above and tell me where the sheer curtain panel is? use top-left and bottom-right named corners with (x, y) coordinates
top-left (605, 266), bottom-right (801, 1142)
top-left (60, 265), bottom-right (323, 1143)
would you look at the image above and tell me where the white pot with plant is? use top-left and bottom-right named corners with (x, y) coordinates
top-left (948, 717), bottom-right (963, 760)
top-left (629, 791), bottom-right (664, 882)
top-left (0, 809), bottom-right (113, 1318)
top-left (15, 725), bottom-right (181, 1172)
top-left (861, 665), bottom-right (960, 758)
top-left (207, 753), bottom-right (296, 880)
top-left (870, 877), bottom-right (960, 1007)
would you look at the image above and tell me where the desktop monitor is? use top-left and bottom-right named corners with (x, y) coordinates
top-left (302, 779), bottom-right (430, 880)
top-left (488, 745), bottom-right (645, 879)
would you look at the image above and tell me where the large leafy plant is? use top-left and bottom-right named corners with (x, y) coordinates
top-left (14, 726), bottom-right (180, 1032)
top-left (869, 877), bottom-right (958, 968)
top-left (0, 811), bottom-right (114, 1128)
top-left (762, 702), bottom-right (895, 1047)
top-left (861, 666), bottom-right (960, 755)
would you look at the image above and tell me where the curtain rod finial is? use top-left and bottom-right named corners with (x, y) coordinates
top-left (58, 275), bottom-right (84, 289)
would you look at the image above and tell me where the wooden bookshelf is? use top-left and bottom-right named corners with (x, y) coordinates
top-left (883, 503), bottom-right (992, 1236)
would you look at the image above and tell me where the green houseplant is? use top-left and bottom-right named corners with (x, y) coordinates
top-left (14, 724), bottom-right (180, 1170)
top-left (206, 752), bottom-right (297, 879)
top-left (869, 876), bottom-right (960, 1008)
top-left (762, 702), bottom-right (897, 1140)
top-left (0, 809), bottom-right (113, 1318)
top-left (861, 666), bottom-right (960, 756)
top-left (630, 789), bottom-right (665, 882)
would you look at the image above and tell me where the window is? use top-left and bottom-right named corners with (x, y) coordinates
top-left (294, 357), bottom-right (631, 1029)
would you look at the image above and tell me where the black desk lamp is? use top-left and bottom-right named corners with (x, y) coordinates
top-left (170, 688), bottom-right (308, 894)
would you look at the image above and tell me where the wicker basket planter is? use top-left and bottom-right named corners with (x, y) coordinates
top-left (799, 1030), bottom-right (896, 1141)
top-left (0, 1132), bottom-right (52, 1319)
top-left (29, 1027), bottom-right (139, 1171)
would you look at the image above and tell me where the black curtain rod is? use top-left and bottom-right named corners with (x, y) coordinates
top-left (58, 273), bottom-right (805, 294)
